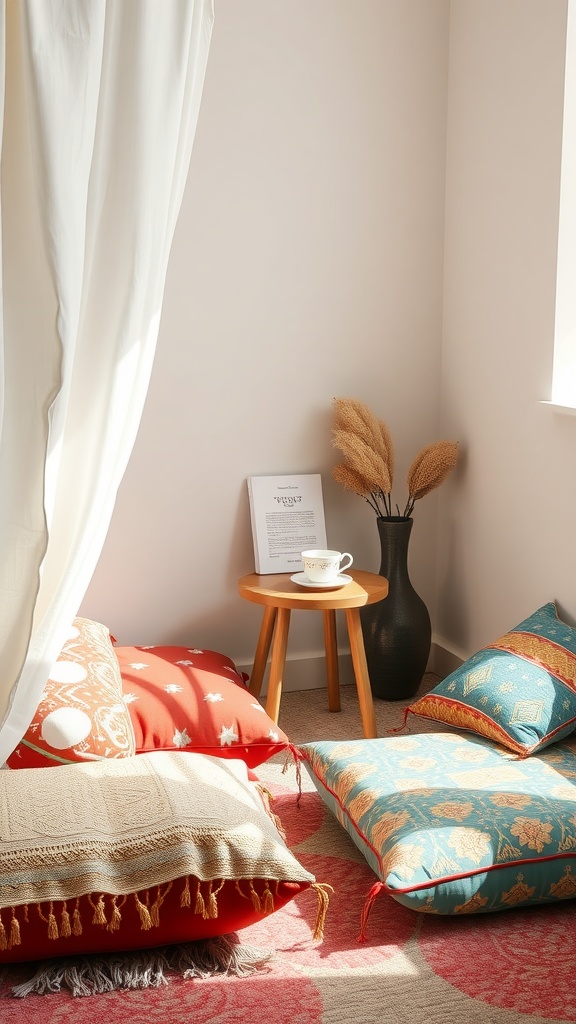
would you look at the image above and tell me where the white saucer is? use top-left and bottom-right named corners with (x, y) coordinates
top-left (290, 572), bottom-right (353, 591)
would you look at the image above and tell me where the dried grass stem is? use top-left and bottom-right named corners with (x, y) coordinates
top-left (331, 397), bottom-right (458, 519)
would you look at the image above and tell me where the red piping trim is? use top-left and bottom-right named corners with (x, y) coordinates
top-left (386, 851), bottom-right (576, 894)
top-left (358, 882), bottom-right (385, 942)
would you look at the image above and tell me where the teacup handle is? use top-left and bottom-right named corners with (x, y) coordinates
top-left (339, 553), bottom-right (353, 573)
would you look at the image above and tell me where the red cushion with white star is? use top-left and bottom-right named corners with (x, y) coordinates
top-left (115, 645), bottom-right (290, 768)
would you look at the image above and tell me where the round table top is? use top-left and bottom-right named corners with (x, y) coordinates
top-left (238, 569), bottom-right (388, 611)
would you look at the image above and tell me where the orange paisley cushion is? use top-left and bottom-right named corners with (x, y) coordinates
top-left (6, 617), bottom-right (135, 769)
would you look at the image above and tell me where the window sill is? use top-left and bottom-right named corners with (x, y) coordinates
top-left (538, 401), bottom-right (576, 416)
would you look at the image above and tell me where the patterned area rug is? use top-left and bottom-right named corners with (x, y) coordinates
top-left (2, 678), bottom-right (576, 1022)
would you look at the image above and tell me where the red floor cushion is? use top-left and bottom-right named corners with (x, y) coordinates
top-left (0, 879), bottom-right (310, 964)
top-left (0, 750), bottom-right (323, 964)
top-left (116, 645), bottom-right (290, 768)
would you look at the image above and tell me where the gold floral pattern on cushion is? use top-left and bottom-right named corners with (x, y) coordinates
top-left (381, 843), bottom-right (423, 883)
top-left (509, 817), bottom-right (553, 853)
top-left (501, 874), bottom-right (536, 906)
top-left (447, 828), bottom-right (492, 864)
top-left (490, 792), bottom-right (532, 809)
top-left (549, 866), bottom-right (576, 899)
top-left (6, 618), bottom-right (135, 768)
top-left (454, 892), bottom-right (489, 913)
top-left (298, 730), bottom-right (576, 919)
top-left (430, 801), bottom-right (474, 821)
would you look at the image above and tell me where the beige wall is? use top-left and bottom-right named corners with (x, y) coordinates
top-left (81, 0), bottom-right (450, 686)
top-left (81, 0), bottom-right (573, 685)
top-left (437, 0), bottom-right (573, 660)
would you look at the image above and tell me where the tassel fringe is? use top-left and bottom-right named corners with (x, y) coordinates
top-left (0, 875), bottom-right (331, 952)
top-left (388, 707), bottom-right (410, 734)
top-left (261, 883), bottom-right (274, 914)
top-left (9, 909), bottom-right (21, 948)
top-left (180, 877), bottom-right (191, 908)
top-left (358, 881), bottom-right (385, 942)
top-left (107, 896), bottom-right (124, 932)
top-left (72, 899), bottom-right (82, 937)
top-left (9, 936), bottom-right (274, 999)
top-left (89, 894), bottom-right (107, 927)
top-left (60, 903), bottom-right (71, 939)
top-left (150, 883), bottom-right (172, 928)
top-left (255, 784), bottom-right (287, 842)
top-left (134, 892), bottom-right (153, 931)
top-left (249, 880), bottom-right (262, 912)
top-left (311, 883), bottom-right (333, 940)
top-left (283, 744), bottom-right (303, 804)
top-left (194, 879), bottom-right (205, 916)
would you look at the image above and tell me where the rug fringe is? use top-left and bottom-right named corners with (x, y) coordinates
top-left (8, 936), bottom-right (273, 998)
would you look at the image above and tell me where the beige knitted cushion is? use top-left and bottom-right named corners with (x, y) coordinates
top-left (0, 750), bottom-right (331, 958)
top-left (0, 751), bottom-right (314, 905)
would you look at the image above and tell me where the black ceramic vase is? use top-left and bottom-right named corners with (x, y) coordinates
top-left (360, 516), bottom-right (431, 701)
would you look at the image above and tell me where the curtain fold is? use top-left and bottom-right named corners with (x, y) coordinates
top-left (0, 0), bottom-right (214, 766)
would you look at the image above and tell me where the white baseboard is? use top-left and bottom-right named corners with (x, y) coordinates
top-left (428, 640), bottom-right (464, 679)
top-left (235, 639), bottom-right (462, 696)
top-left (235, 652), bottom-right (355, 695)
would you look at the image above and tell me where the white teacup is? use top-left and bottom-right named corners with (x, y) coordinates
top-left (301, 549), bottom-right (353, 584)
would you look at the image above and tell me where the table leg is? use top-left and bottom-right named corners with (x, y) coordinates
top-left (265, 607), bottom-right (291, 725)
top-left (345, 607), bottom-right (378, 738)
top-left (323, 609), bottom-right (340, 712)
top-left (248, 605), bottom-right (277, 698)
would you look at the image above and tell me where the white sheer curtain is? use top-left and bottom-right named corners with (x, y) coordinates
top-left (0, 0), bottom-right (214, 766)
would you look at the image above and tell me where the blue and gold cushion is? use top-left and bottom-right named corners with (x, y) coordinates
top-left (409, 602), bottom-right (576, 756)
top-left (298, 732), bottom-right (576, 918)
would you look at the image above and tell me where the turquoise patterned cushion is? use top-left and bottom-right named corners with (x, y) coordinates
top-left (299, 732), bottom-right (576, 917)
top-left (409, 602), bottom-right (576, 755)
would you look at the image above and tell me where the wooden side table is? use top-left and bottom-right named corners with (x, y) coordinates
top-left (238, 570), bottom-right (389, 739)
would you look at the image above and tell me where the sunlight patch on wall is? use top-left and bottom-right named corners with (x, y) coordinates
top-left (549, 0), bottom-right (576, 410)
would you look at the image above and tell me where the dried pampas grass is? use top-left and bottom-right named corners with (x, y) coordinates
top-left (332, 463), bottom-right (373, 497)
top-left (405, 440), bottom-right (459, 517)
top-left (331, 396), bottom-right (458, 519)
top-left (332, 430), bottom-right (392, 494)
top-left (333, 398), bottom-right (392, 471)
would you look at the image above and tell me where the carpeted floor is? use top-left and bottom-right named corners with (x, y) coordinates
top-left (3, 675), bottom-right (576, 1023)
top-left (276, 673), bottom-right (447, 747)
